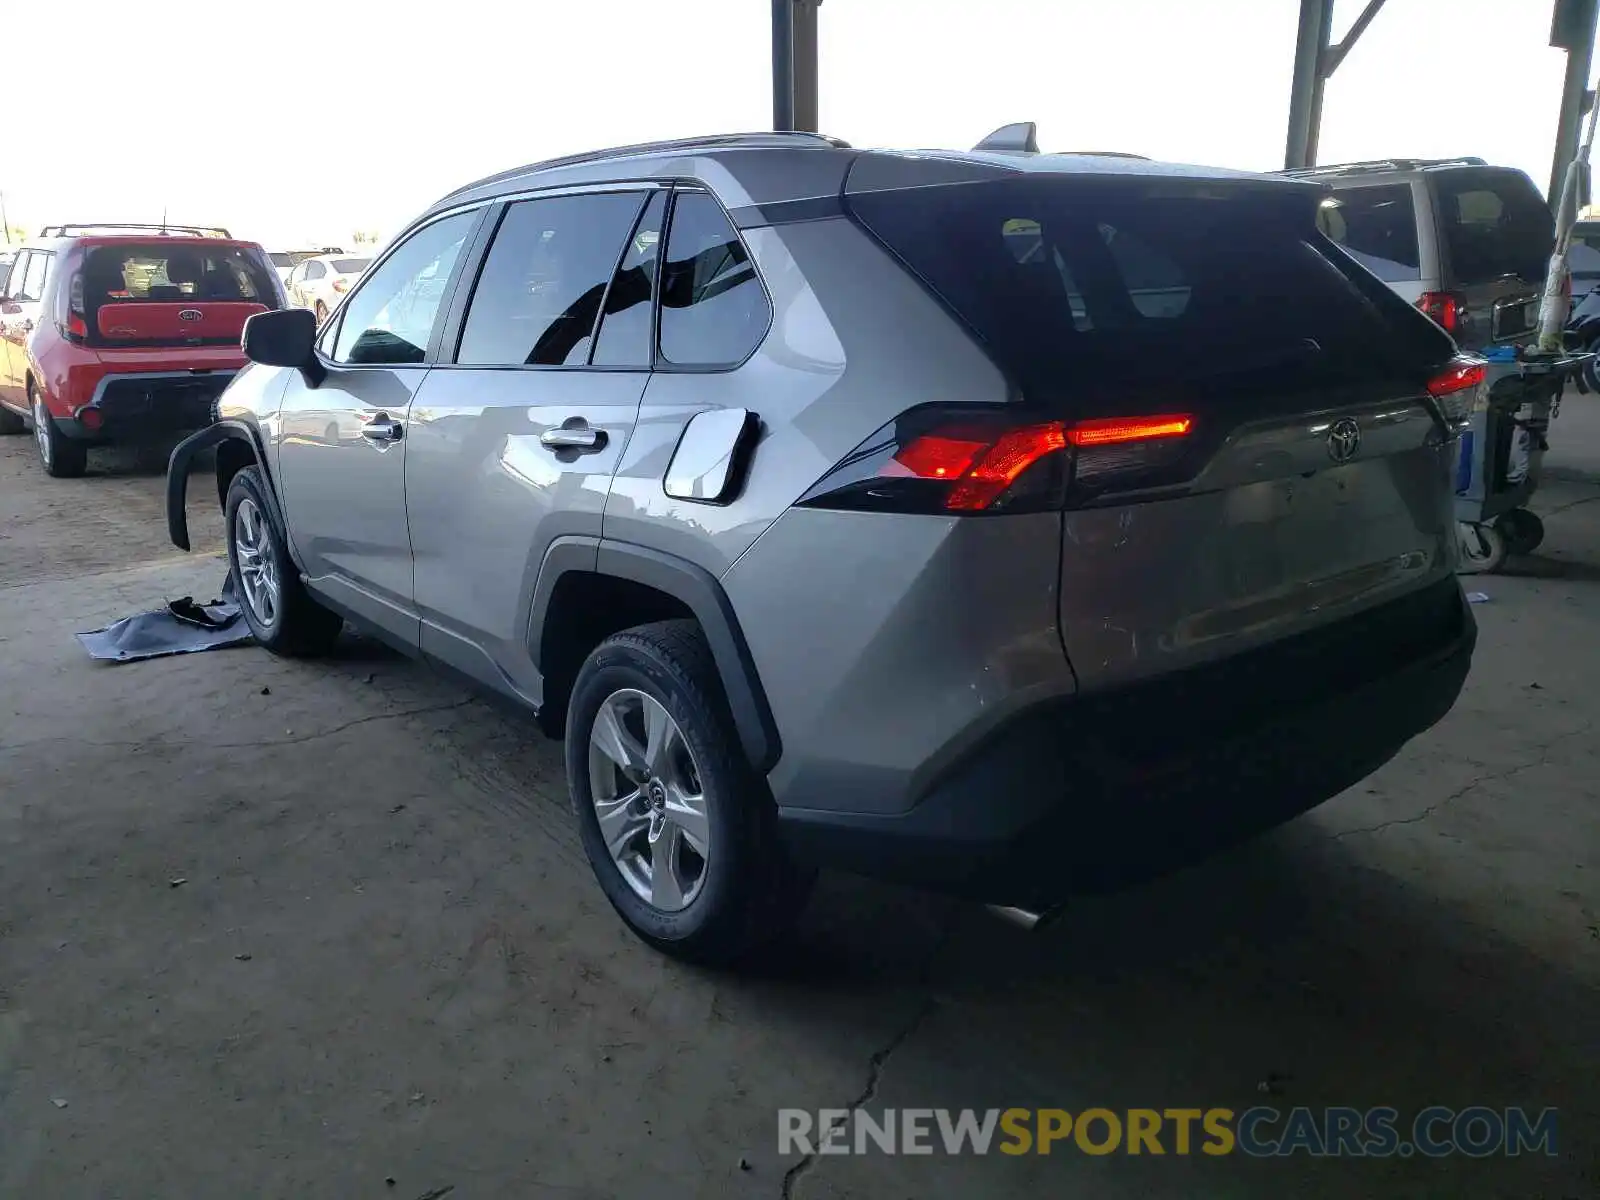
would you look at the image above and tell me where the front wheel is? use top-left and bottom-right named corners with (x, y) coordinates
top-left (32, 387), bottom-right (87, 478)
top-left (225, 466), bottom-right (343, 655)
top-left (1457, 521), bottom-right (1507, 574)
top-left (566, 619), bottom-right (813, 965)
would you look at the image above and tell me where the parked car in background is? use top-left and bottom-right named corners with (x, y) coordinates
top-left (0, 222), bottom-right (283, 477)
top-left (1567, 219), bottom-right (1600, 298)
top-left (267, 249), bottom-right (326, 287)
top-left (1282, 157), bottom-right (1554, 351)
top-left (166, 129), bottom-right (1477, 963)
top-left (285, 253), bottom-right (371, 323)
top-left (0, 247), bottom-right (15, 275)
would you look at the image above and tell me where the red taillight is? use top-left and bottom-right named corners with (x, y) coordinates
top-left (800, 408), bottom-right (1196, 514)
top-left (1426, 358), bottom-right (1486, 397)
top-left (1416, 291), bottom-right (1467, 333)
top-left (80, 408), bottom-right (103, 432)
top-left (1425, 354), bottom-right (1487, 423)
top-left (66, 314), bottom-right (89, 340)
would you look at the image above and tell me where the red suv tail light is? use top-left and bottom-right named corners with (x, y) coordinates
top-left (1416, 291), bottom-right (1468, 334)
top-left (797, 406), bottom-right (1197, 515)
top-left (1425, 354), bottom-right (1487, 424)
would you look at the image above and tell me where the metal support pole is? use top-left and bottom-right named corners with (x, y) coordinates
top-left (794, 0), bottom-right (821, 133)
top-left (1284, 0), bottom-right (1334, 169)
top-left (1549, 0), bottom-right (1599, 203)
top-left (0, 191), bottom-right (10, 244)
top-left (771, 0), bottom-right (796, 132)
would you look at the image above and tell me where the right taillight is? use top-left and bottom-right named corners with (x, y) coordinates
top-left (1425, 354), bottom-right (1488, 425)
top-left (797, 406), bottom-right (1196, 515)
top-left (1416, 291), bottom-right (1468, 334)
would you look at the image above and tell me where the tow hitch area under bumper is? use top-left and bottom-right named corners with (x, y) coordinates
top-left (778, 578), bottom-right (1476, 906)
top-left (60, 372), bottom-right (234, 442)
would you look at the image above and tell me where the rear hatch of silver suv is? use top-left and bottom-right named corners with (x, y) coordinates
top-left (1427, 165), bottom-right (1553, 349)
top-left (844, 166), bottom-right (1470, 720)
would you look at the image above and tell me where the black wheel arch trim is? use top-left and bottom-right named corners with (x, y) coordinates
top-left (527, 538), bottom-right (782, 773)
top-left (166, 419), bottom-right (291, 556)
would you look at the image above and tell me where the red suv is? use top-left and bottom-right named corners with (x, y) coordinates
top-left (0, 223), bottom-right (284, 477)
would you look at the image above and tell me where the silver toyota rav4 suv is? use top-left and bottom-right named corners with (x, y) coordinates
top-left (168, 129), bottom-right (1478, 963)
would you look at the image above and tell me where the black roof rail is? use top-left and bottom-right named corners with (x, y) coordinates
top-left (1278, 156), bottom-right (1487, 178)
top-left (37, 221), bottom-right (232, 238)
top-left (442, 131), bottom-right (852, 202)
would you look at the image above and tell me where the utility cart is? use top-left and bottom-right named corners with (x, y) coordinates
top-left (1454, 348), bottom-right (1590, 573)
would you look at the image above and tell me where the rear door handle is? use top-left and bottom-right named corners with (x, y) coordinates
top-left (540, 425), bottom-right (606, 451)
top-left (361, 414), bottom-right (403, 443)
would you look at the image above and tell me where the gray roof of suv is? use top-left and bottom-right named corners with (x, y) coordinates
top-left (424, 132), bottom-right (1316, 224)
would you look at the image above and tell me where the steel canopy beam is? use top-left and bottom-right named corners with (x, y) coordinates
top-left (1284, 0), bottom-right (1390, 170)
top-left (772, 0), bottom-right (796, 131)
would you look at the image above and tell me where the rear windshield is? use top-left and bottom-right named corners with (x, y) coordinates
top-left (847, 177), bottom-right (1444, 409)
top-left (1316, 184), bottom-right (1421, 282)
top-left (83, 243), bottom-right (277, 305)
top-left (269, 252), bottom-right (294, 267)
top-left (1432, 167), bottom-right (1552, 287)
top-left (332, 258), bottom-right (370, 274)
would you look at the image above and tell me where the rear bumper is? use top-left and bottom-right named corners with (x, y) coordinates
top-left (777, 579), bottom-right (1476, 905)
top-left (57, 371), bottom-right (234, 442)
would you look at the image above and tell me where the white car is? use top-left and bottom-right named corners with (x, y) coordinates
top-left (284, 253), bottom-right (371, 323)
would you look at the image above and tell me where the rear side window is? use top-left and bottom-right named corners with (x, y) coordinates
top-left (1316, 184), bottom-right (1421, 282)
top-left (457, 191), bottom-right (644, 367)
top-left (658, 192), bottom-right (769, 366)
top-left (305, 261), bottom-right (326, 280)
top-left (848, 177), bottom-right (1440, 409)
top-left (1432, 168), bottom-right (1552, 286)
top-left (19, 250), bottom-right (51, 303)
top-left (592, 191), bottom-right (666, 368)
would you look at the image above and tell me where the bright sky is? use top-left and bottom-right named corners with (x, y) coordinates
top-left (1, 0), bottom-right (1586, 248)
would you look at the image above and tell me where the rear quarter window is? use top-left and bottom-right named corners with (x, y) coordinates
top-left (1316, 184), bottom-right (1421, 282)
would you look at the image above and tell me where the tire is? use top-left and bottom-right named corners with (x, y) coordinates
top-left (1584, 337), bottom-right (1600, 395)
top-left (31, 385), bottom-right (87, 478)
top-left (1495, 508), bottom-right (1545, 556)
top-left (0, 402), bottom-right (24, 435)
top-left (314, 301), bottom-right (329, 325)
top-left (566, 619), bottom-right (813, 965)
top-left (224, 466), bottom-right (343, 655)
top-left (1456, 521), bottom-right (1507, 574)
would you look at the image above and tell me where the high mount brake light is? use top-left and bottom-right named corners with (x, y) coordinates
top-left (799, 408), bottom-right (1197, 515)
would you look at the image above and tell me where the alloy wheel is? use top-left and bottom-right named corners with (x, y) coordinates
top-left (233, 497), bottom-right (281, 626)
top-left (587, 688), bottom-right (710, 912)
top-left (32, 394), bottom-right (50, 467)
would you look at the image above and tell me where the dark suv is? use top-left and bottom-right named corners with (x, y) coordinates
top-left (0, 223), bottom-right (284, 477)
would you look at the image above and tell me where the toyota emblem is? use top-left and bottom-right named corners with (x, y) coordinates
top-left (1326, 417), bottom-right (1361, 464)
top-left (177, 308), bottom-right (203, 323)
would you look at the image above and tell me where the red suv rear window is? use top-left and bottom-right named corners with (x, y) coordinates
top-left (77, 243), bottom-right (278, 347)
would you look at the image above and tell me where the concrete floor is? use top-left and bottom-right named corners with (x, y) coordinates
top-left (0, 418), bottom-right (1596, 1199)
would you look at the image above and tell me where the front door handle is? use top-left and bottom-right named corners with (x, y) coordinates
top-left (361, 414), bottom-right (403, 443)
top-left (540, 425), bottom-right (606, 451)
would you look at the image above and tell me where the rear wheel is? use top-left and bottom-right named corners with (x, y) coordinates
top-left (314, 300), bottom-right (329, 325)
top-left (225, 466), bottom-right (343, 655)
top-left (32, 386), bottom-right (87, 478)
top-left (1457, 521), bottom-right (1507, 574)
top-left (566, 619), bottom-right (813, 965)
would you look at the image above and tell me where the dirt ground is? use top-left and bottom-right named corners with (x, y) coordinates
top-left (0, 423), bottom-right (1597, 1199)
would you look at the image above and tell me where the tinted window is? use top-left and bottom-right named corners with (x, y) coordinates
top-left (848, 178), bottom-right (1439, 409)
top-left (332, 211), bottom-right (475, 365)
top-left (1433, 168), bottom-right (1553, 286)
top-left (658, 192), bottom-right (769, 365)
top-left (305, 260), bottom-right (326, 280)
top-left (80, 243), bottom-right (275, 304)
top-left (1316, 185), bottom-right (1421, 282)
top-left (3, 251), bottom-right (29, 298)
top-left (592, 191), bottom-right (666, 367)
top-left (458, 192), bottom-right (643, 367)
top-left (269, 252), bottom-right (293, 268)
top-left (332, 258), bottom-right (370, 274)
